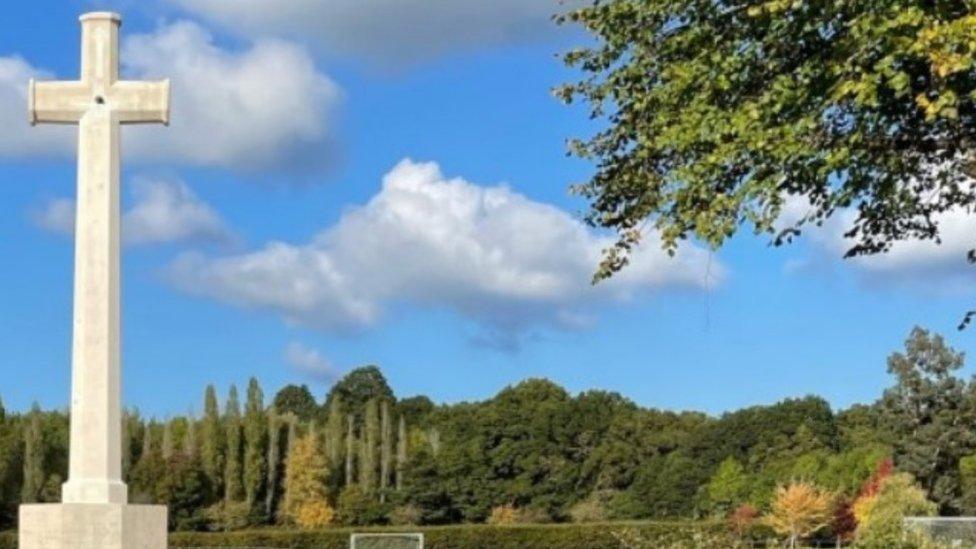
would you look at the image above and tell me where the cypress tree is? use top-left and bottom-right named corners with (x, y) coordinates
top-left (396, 415), bottom-right (407, 492)
top-left (243, 378), bottom-right (267, 507)
top-left (201, 384), bottom-right (225, 494)
top-left (380, 400), bottom-right (391, 502)
top-left (224, 385), bottom-right (244, 503)
top-left (345, 414), bottom-right (354, 487)
top-left (21, 405), bottom-right (44, 503)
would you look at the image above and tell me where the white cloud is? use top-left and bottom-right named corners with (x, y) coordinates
top-left (169, 159), bottom-right (722, 342)
top-left (31, 197), bottom-right (75, 235)
top-left (284, 342), bottom-right (339, 382)
top-left (33, 177), bottom-right (232, 246)
top-left (172, 0), bottom-right (579, 66)
top-left (780, 194), bottom-right (976, 290)
top-left (0, 21), bottom-right (340, 170)
top-left (123, 177), bottom-right (233, 246)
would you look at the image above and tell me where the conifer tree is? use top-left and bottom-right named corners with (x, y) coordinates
top-left (201, 384), bottom-right (224, 494)
top-left (380, 400), bottom-right (391, 502)
top-left (243, 378), bottom-right (267, 507)
top-left (21, 405), bottom-right (44, 503)
top-left (224, 385), bottom-right (244, 503)
top-left (396, 415), bottom-right (407, 492)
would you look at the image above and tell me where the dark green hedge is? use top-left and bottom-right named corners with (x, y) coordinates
top-left (169, 521), bottom-right (732, 549)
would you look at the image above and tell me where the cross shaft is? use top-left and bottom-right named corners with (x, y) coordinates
top-left (28, 12), bottom-right (170, 505)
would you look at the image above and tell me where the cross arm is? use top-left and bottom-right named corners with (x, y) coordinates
top-left (111, 80), bottom-right (170, 125)
top-left (29, 79), bottom-right (90, 125)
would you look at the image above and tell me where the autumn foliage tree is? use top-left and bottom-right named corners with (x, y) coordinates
top-left (765, 481), bottom-right (833, 549)
top-left (281, 432), bottom-right (332, 528)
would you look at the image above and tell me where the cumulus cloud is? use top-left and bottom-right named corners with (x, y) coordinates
top-left (169, 159), bottom-right (722, 343)
top-left (0, 21), bottom-right (340, 170)
top-left (172, 0), bottom-right (579, 66)
top-left (31, 197), bottom-right (75, 235)
top-left (779, 194), bottom-right (976, 290)
top-left (33, 177), bottom-right (232, 246)
top-left (284, 342), bottom-right (340, 382)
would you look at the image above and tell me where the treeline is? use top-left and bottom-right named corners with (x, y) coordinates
top-left (0, 327), bottom-right (973, 532)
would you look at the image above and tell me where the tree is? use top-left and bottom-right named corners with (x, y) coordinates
top-left (21, 406), bottom-right (44, 503)
top-left (380, 400), bottom-right (392, 502)
top-left (243, 378), bottom-right (267, 508)
top-left (878, 327), bottom-right (976, 510)
top-left (558, 1), bottom-right (976, 282)
top-left (361, 399), bottom-right (379, 494)
top-left (325, 366), bottom-right (394, 417)
top-left (960, 454), bottom-right (976, 514)
top-left (855, 473), bottom-right (937, 547)
top-left (201, 385), bottom-right (225, 497)
top-left (224, 385), bottom-right (244, 503)
top-left (396, 415), bottom-right (407, 492)
top-left (265, 408), bottom-right (284, 520)
top-left (325, 394), bottom-right (344, 469)
top-left (345, 414), bottom-right (354, 487)
top-left (272, 385), bottom-right (318, 422)
top-left (162, 420), bottom-right (174, 461)
top-left (706, 457), bottom-right (750, 515)
top-left (281, 432), bottom-right (331, 526)
top-left (765, 481), bottom-right (833, 549)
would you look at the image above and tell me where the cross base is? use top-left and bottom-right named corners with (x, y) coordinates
top-left (19, 503), bottom-right (167, 549)
top-left (61, 479), bottom-right (128, 504)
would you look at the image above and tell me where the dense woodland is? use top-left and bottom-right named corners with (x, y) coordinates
top-left (0, 327), bottom-right (972, 534)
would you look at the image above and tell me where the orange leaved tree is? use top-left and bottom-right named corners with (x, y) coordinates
top-left (765, 481), bottom-right (834, 549)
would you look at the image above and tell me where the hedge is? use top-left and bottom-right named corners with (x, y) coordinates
top-left (169, 521), bottom-right (733, 549)
top-left (0, 521), bottom-right (738, 548)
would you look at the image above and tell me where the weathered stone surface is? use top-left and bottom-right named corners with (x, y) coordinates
top-left (19, 504), bottom-right (167, 549)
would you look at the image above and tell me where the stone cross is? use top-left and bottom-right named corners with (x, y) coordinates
top-left (29, 12), bottom-right (169, 505)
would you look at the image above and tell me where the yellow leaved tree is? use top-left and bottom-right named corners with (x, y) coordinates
top-left (281, 431), bottom-right (334, 528)
top-left (765, 481), bottom-right (833, 549)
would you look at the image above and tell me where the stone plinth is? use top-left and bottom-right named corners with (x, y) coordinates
top-left (19, 504), bottom-right (167, 549)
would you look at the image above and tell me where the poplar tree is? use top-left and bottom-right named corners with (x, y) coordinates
top-left (361, 399), bottom-right (378, 494)
top-left (326, 394), bottom-right (343, 467)
top-left (201, 384), bottom-right (225, 494)
top-left (380, 400), bottom-right (391, 502)
top-left (224, 385), bottom-right (244, 503)
top-left (345, 414), bottom-right (354, 487)
top-left (21, 405), bottom-right (44, 503)
top-left (396, 415), bottom-right (407, 492)
top-left (162, 420), bottom-right (174, 461)
top-left (121, 410), bottom-right (133, 478)
top-left (265, 408), bottom-right (282, 519)
top-left (183, 416), bottom-right (197, 458)
top-left (243, 377), bottom-right (267, 507)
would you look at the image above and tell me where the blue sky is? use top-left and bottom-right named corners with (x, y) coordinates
top-left (0, 0), bottom-right (974, 418)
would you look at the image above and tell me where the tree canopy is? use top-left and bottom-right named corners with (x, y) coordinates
top-left (558, 0), bottom-right (976, 280)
